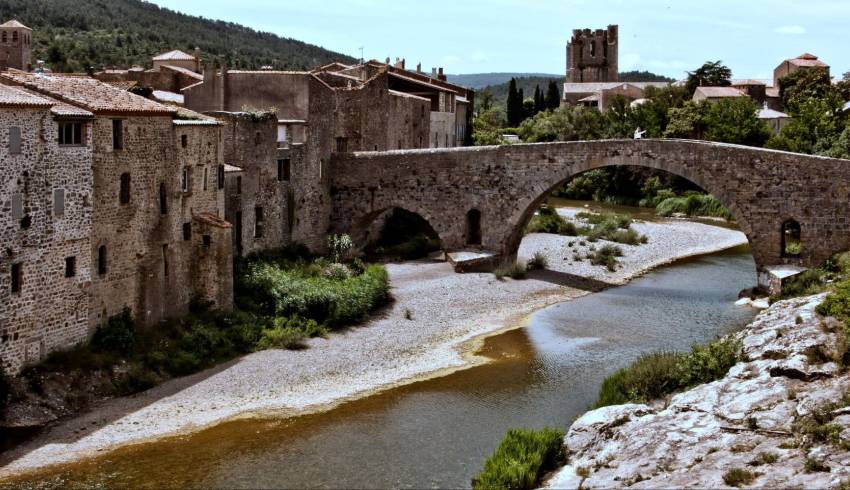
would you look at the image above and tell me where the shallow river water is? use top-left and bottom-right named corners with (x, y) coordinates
top-left (5, 247), bottom-right (758, 489)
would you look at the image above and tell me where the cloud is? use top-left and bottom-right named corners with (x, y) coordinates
top-left (774, 25), bottom-right (806, 34)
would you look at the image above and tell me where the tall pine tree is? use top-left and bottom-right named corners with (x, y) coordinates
top-left (507, 78), bottom-right (522, 127)
top-left (533, 85), bottom-right (544, 114)
top-left (545, 80), bottom-right (561, 110)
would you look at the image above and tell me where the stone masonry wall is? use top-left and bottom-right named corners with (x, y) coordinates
top-left (330, 140), bottom-right (850, 274)
top-left (0, 108), bottom-right (92, 373)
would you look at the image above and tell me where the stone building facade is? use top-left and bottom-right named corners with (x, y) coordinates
top-left (0, 85), bottom-right (93, 372)
top-left (0, 72), bottom-right (232, 373)
top-left (0, 20), bottom-right (31, 72)
top-left (566, 25), bottom-right (619, 83)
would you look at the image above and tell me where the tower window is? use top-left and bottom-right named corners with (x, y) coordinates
top-left (159, 183), bottom-right (167, 215)
top-left (181, 134), bottom-right (188, 148)
top-left (119, 173), bottom-right (131, 204)
top-left (183, 223), bottom-right (192, 241)
top-left (10, 263), bottom-right (22, 293)
top-left (112, 120), bottom-right (124, 150)
top-left (278, 159), bottom-right (290, 182)
top-left (181, 167), bottom-right (191, 193)
top-left (98, 245), bottom-right (107, 275)
top-left (466, 209), bottom-right (482, 246)
top-left (65, 256), bottom-right (76, 278)
top-left (11, 31), bottom-right (17, 43)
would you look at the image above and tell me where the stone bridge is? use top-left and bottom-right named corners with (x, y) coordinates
top-left (330, 139), bottom-right (850, 290)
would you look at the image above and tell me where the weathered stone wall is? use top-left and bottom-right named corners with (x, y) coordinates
top-left (330, 140), bottom-right (850, 275)
top-left (429, 111), bottom-right (456, 148)
top-left (388, 92), bottom-right (430, 150)
top-left (0, 108), bottom-right (92, 373)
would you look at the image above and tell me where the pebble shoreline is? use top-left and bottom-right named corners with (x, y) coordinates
top-left (0, 210), bottom-right (748, 478)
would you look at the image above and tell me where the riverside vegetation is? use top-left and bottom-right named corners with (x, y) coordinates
top-left (0, 236), bottom-right (389, 426)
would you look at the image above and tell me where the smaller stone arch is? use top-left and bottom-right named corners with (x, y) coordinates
top-left (349, 206), bottom-right (444, 259)
top-left (781, 219), bottom-right (802, 258)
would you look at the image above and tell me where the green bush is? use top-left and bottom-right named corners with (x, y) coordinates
top-left (575, 212), bottom-right (647, 246)
top-left (91, 308), bottom-right (135, 355)
top-left (595, 337), bottom-right (742, 408)
top-left (525, 207), bottom-right (577, 236)
top-left (494, 262), bottom-right (528, 280)
top-left (723, 468), bottom-right (757, 487)
top-left (472, 427), bottom-right (565, 490)
top-left (587, 244), bottom-right (624, 271)
top-left (256, 316), bottom-right (316, 350)
top-left (527, 252), bottom-right (548, 271)
top-left (656, 194), bottom-right (733, 220)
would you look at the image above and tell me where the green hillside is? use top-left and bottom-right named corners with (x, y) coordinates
top-left (446, 72), bottom-right (561, 89)
top-left (0, 0), bottom-right (357, 72)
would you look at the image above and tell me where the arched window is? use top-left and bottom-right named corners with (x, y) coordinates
top-left (119, 173), bottom-right (131, 204)
top-left (782, 219), bottom-right (802, 257)
top-left (466, 209), bottom-right (482, 246)
top-left (159, 183), bottom-right (168, 215)
top-left (98, 245), bottom-right (107, 275)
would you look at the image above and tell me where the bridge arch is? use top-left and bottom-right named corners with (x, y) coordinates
top-left (348, 205), bottom-right (445, 256)
top-left (331, 139), bottom-right (850, 286)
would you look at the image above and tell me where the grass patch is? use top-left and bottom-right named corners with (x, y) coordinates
top-left (525, 207), bottom-right (577, 236)
top-left (575, 212), bottom-right (648, 246)
top-left (472, 427), bottom-right (565, 490)
top-left (494, 262), bottom-right (528, 281)
top-left (804, 456), bottom-right (830, 473)
top-left (587, 244), bottom-right (623, 272)
top-left (526, 252), bottom-right (548, 271)
top-left (749, 452), bottom-right (779, 466)
top-left (791, 391), bottom-right (850, 450)
top-left (656, 193), bottom-right (733, 220)
top-left (722, 468), bottom-right (757, 487)
top-left (595, 337), bottom-right (742, 408)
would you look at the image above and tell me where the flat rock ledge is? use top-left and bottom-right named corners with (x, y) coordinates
top-left (544, 294), bottom-right (850, 489)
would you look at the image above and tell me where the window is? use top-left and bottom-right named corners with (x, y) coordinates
top-left (466, 209), bottom-right (482, 246)
top-left (65, 257), bottom-right (76, 278)
top-left (11, 263), bottom-right (22, 293)
top-left (202, 235), bottom-right (211, 247)
top-left (119, 173), bottom-right (131, 204)
top-left (53, 188), bottom-right (65, 216)
top-left (277, 125), bottom-right (288, 145)
top-left (203, 167), bottom-right (208, 191)
top-left (217, 165), bottom-right (225, 189)
top-left (11, 192), bottom-right (23, 219)
top-left (236, 176), bottom-right (242, 195)
top-left (112, 120), bottom-right (123, 150)
top-left (183, 223), bottom-right (191, 241)
top-left (254, 206), bottom-right (264, 238)
top-left (278, 159), bottom-right (290, 182)
top-left (1, 32), bottom-right (5, 43)
top-left (98, 245), bottom-right (107, 275)
top-left (590, 40), bottom-right (596, 58)
top-left (58, 122), bottom-right (83, 146)
top-left (162, 244), bottom-right (169, 277)
top-left (9, 126), bottom-right (20, 154)
top-left (782, 219), bottom-right (802, 257)
top-left (336, 137), bottom-right (348, 153)
top-left (159, 183), bottom-right (167, 215)
top-left (181, 167), bottom-right (190, 193)
top-left (11, 31), bottom-right (16, 43)
top-left (181, 135), bottom-right (188, 148)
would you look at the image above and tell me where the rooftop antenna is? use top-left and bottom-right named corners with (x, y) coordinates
top-left (358, 46), bottom-right (364, 63)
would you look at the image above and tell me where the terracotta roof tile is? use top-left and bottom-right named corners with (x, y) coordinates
top-left (0, 20), bottom-right (31, 29)
top-left (0, 84), bottom-right (52, 107)
top-left (0, 72), bottom-right (175, 115)
top-left (153, 50), bottom-right (195, 61)
top-left (193, 212), bottom-right (231, 229)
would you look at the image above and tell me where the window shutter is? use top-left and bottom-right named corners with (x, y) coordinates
top-left (9, 127), bottom-right (21, 154)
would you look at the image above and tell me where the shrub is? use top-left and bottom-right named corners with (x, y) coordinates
top-left (91, 308), bottom-right (135, 355)
top-left (587, 245), bottom-right (624, 271)
top-left (256, 317), bottom-right (311, 350)
top-left (527, 252), bottom-right (548, 271)
top-left (804, 456), bottom-right (830, 473)
top-left (348, 257), bottom-right (366, 276)
top-left (595, 337), bottom-right (742, 408)
top-left (576, 211), bottom-right (632, 229)
top-left (472, 427), bottom-right (565, 490)
top-left (656, 194), bottom-right (733, 220)
top-left (327, 234), bottom-right (353, 263)
top-left (525, 207), bottom-right (577, 236)
top-left (323, 262), bottom-right (351, 280)
top-left (723, 468), bottom-right (757, 487)
top-left (494, 262), bottom-right (528, 280)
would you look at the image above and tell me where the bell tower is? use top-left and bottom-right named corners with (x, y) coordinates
top-left (566, 25), bottom-right (619, 83)
top-left (0, 20), bottom-right (33, 71)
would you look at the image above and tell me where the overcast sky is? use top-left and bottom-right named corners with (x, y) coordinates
top-left (150, 0), bottom-right (848, 80)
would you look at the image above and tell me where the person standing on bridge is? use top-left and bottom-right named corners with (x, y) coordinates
top-left (634, 127), bottom-right (647, 140)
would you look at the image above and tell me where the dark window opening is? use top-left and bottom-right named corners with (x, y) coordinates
top-left (217, 165), bottom-right (225, 189)
top-left (235, 211), bottom-right (243, 256)
top-left (98, 245), bottom-right (107, 275)
top-left (181, 134), bottom-right (188, 148)
top-left (11, 263), bottom-right (22, 293)
top-left (278, 159), bottom-right (291, 182)
top-left (203, 167), bottom-right (208, 191)
top-left (1, 32), bottom-right (6, 43)
top-left (236, 176), bottom-right (242, 195)
top-left (254, 132), bottom-right (261, 145)
top-left (58, 122), bottom-right (83, 146)
top-left (466, 209), bottom-right (482, 246)
top-left (20, 215), bottom-right (31, 229)
top-left (336, 137), bottom-right (348, 153)
top-left (65, 256), bottom-right (76, 278)
top-left (9, 126), bottom-right (21, 154)
top-left (202, 235), bottom-right (211, 247)
top-left (782, 219), bottom-right (802, 257)
top-left (119, 173), bottom-right (131, 204)
top-left (112, 120), bottom-right (123, 150)
top-left (254, 206), bottom-right (264, 238)
top-left (183, 223), bottom-right (191, 241)
top-left (590, 40), bottom-right (597, 58)
top-left (159, 183), bottom-right (167, 215)
top-left (181, 167), bottom-right (190, 193)
top-left (11, 31), bottom-right (17, 43)
top-left (162, 244), bottom-right (169, 277)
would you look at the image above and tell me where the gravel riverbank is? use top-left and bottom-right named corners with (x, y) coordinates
top-left (0, 210), bottom-right (748, 477)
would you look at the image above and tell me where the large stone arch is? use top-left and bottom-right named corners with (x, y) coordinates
top-left (331, 139), bottom-right (850, 283)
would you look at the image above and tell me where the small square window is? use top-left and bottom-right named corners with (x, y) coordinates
top-left (181, 134), bottom-right (188, 148)
top-left (202, 235), bottom-right (211, 247)
top-left (65, 257), bottom-right (76, 277)
top-left (183, 223), bottom-right (191, 241)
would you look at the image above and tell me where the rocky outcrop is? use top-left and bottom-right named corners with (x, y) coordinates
top-left (545, 294), bottom-right (850, 489)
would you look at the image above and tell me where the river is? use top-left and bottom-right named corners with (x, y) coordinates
top-left (5, 245), bottom-right (758, 489)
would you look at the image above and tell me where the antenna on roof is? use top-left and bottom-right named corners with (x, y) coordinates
top-left (358, 46), bottom-right (364, 63)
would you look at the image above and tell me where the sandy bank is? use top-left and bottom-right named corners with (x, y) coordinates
top-left (0, 211), bottom-right (748, 477)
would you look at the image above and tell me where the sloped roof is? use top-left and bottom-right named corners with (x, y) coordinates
top-left (694, 86), bottom-right (746, 98)
top-left (563, 81), bottom-right (669, 94)
top-left (758, 107), bottom-right (789, 119)
top-left (731, 79), bottom-right (768, 86)
top-left (788, 53), bottom-right (828, 68)
top-left (0, 71), bottom-right (175, 115)
top-left (159, 64), bottom-right (203, 80)
top-left (0, 84), bottom-right (52, 107)
top-left (0, 20), bottom-right (31, 30)
top-left (153, 50), bottom-right (195, 61)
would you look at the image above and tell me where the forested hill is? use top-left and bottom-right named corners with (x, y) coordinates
top-left (0, 0), bottom-right (357, 72)
top-left (446, 73), bottom-right (562, 89)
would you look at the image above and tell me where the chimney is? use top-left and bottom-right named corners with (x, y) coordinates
top-left (194, 47), bottom-right (201, 73)
top-left (385, 57), bottom-right (391, 65)
top-left (431, 67), bottom-right (437, 78)
top-left (416, 62), bottom-right (421, 73)
top-left (438, 67), bottom-right (446, 81)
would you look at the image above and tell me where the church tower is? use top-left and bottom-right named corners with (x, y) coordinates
top-left (0, 20), bottom-right (33, 71)
top-left (566, 25), bottom-right (619, 83)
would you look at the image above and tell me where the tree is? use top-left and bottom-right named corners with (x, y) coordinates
top-left (685, 61), bottom-right (732, 95)
top-left (472, 107), bottom-right (507, 146)
top-left (516, 106), bottom-right (606, 143)
top-left (767, 95), bottom-right (845, 155)
top-left (506, 78), bottom-right (523, 127)
top-left (478, 90), bottom-right (494, 112)
top-left (628, 84), bottom-right (690, 137)
top-left (844, 71), bottom-right (850, 82)
top-left (778, 67), bottom-right (834, 113)
top-left (664, 98), bottom-right (770, 147)
top-left (533, 85), bottom-right (545, 114)
top-left (545, 80), bottom-right (561, 110)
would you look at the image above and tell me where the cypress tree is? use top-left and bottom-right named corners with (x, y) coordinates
top-left (545, 80), bottom-right (561, 110)
top-left (533, 85), bottom-right (544, 114)
top-left (507, 78), bottom-right (521, 127)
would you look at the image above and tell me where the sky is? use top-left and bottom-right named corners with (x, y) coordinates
top-left (150, 0), bottom-right (849, 81)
